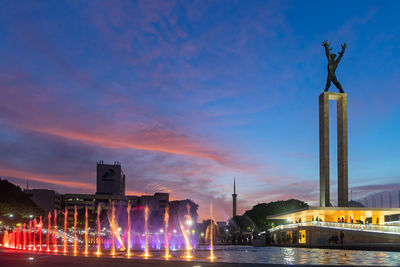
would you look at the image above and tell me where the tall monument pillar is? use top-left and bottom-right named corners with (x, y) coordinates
top-left (319, 92), bottom-right (348, 207)
top-left (232, 177), bottom-right (237, 217)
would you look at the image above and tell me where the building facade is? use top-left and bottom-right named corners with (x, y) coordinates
top-left (96, 161), bottom-right (125, 196)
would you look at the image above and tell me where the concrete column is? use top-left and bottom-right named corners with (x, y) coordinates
top-left (319, 93), bottom-right (330, 207)
top-left (379, 215), bottom-right (385, 225)
top-left (319, 92), bottom-right (348, 207)
top-left (337, 94), bottom-right (348, 207)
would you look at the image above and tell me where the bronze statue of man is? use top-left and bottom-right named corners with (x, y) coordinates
top-left (323, 40), bottom-right (346, 93)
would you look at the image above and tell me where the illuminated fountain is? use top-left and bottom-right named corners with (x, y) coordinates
top-left (74, 205), bottom-right (77, 254)
top-left (111, 202), bottom-right (116, 256)
top-left (96, 203), bottom-right (101, 255)
top-left (3, 230), bottom-right (8, 247)
top-left (143, 205), bottom-right (150, 257)
top-left (109, 202), bottom-right (126, 254)
top-left (18, 225), bottom-right (22, 249)
top-left (23, 223), bottom-right (26, 250)
top-left (39, 216), bottom-right (42, 251)
top-left (19, 225), bottom-right (22, 249)
top-left (63, 208), bottom-right (68, 253)
top-left (108, 201), bottom-right (126, 256)
top-left (164, 206), bottom-right (170, 259)
top-left (53, 209), bottom-right (58, 252)
top-left (84, 205), bottom-right (88, 254)
top-left (126, 203), bottom-right (131, 257)
top-left (179, 204), bottom-right (193, 259)
top-left (3, 200), bottom-right (220, 263)
top-left (29, 221), bottom-right (32, 250)
top-left (47, 212), bottom-right (51, 252)
top-left (33, 218), bottom-right (37, 251)
top-left (16, 226), bottom-right (20, 249)
top-left (208, 201), bottom-right (215, 261)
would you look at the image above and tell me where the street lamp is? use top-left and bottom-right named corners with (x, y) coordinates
top-left (9, 214), bottom-right (13, 218)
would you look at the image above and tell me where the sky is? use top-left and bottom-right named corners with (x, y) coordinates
top-left (0, 0), bottom-right (400, 221)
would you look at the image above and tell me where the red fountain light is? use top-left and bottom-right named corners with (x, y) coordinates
top-left (3, 230), bottom-right (9, 248)
top-left (54, 209), bottom-right (58, 252)
top-left (17, 226), bottom-right (21, 249)
top-left (74, 205), bottom-right (77, 254)
top-left (47, 212), bottom-right (51, 252)
top-left (28, 221), bottom-right (32, 250)
top-left (23, 223), bottom-right (26, 250)
top-left (63, 207), bottom-right (68, 253)
top-left (84, 205), bottom-right (88, 254)
top-left (33, 218), bottom-right (37, 251)
top-left (39, 216), bottom-right (43, 251)
top-left (10, 231), bottom-right (14, 248)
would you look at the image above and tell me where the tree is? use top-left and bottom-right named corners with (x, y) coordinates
top-left (0, 179), bottom-right (44, 222)
top-left (244, 199), bottom-right (308, 231)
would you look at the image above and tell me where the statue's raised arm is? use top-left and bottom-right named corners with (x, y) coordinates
top-left (336, 43), bottom-right (346, 64)
top-left (322, 40), bottom-right (331, 59)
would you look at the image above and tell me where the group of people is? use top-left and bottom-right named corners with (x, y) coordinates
top-left (312, 216), bottom-right (323, 222)
top-left (292, 216), bottom-right (380, 225)
top-left (337, 217), bottom-right (349, 223)
top-left (328, 231), bottom-right (345, 244)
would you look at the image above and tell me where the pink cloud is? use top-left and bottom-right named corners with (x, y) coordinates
top-left (30, 126), bottom-right (235, 166)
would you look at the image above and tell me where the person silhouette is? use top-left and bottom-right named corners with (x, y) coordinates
top-left (322, 40), bottom-right (346, 93)
top-left (340, 231), bottom-right (345, 244)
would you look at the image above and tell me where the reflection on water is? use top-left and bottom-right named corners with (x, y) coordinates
top-left (92, 246), bottom-right (400, 265)
top-left (187, 246), bottom-right (400, 266)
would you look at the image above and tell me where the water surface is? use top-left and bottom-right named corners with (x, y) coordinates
top-left (185, 246), bottom-right (400, 266)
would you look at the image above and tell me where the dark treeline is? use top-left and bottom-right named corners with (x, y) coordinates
top-left (0, 179), bottom-right (43, 221)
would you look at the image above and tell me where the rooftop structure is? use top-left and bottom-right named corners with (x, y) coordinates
top-left (96, 161), bottom-right (125, 196)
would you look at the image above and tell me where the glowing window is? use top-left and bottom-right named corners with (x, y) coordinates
top-left (299, 230), bottom-right (306, 244)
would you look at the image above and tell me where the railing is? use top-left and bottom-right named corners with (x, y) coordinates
top-left (268, 221), bottom-right (400, 235)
